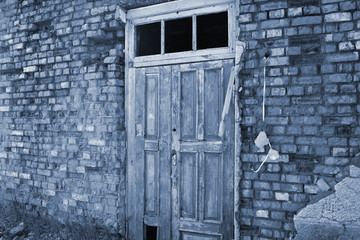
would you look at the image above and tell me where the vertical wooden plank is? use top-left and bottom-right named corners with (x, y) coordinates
top-left (234, 40), bottom-right (246, 240)
top-left (198, 70), bottom-right (205, 140)
top-left (228, 3), bottom-right (236, 53)
top-left (125, 21), bottom-right (132, 239)
top-left (195, 151), bottom-right (199, 222)
top-left (218, 66), bottom-right (234, 138)
top-left (159, 65), bottom-right (172, 239)
top-left (135, 68), bottom-right (146, 240)
top-left (221, 59), bottom-right (235, 240)
top-left (128, 23), bottom-right (136, 61)
top-left (126, 68), bottom-right (138, 240)
top-left (125, 20), bottom-right (140, 240)
top-left (198, 152), bottom-right (205, 222)
top-left (180, 71), bottom-right (197, 139)
top-left (172, 65), bottom-right (181, 240)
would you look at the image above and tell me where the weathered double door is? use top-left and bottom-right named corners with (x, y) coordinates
top-left (129, 59), bottom-right (234, 239)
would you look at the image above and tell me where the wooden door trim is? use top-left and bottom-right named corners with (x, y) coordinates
top-left (233, 2), bottom-right (243, 240)
top-left (127, 0), bottom-right (235, 20)
top-left (132, 51), bottom-right (235, 68)
top-left (125, 1), bottom-right (242, 239)
top-left (126, 0), bottom-right (236, 68)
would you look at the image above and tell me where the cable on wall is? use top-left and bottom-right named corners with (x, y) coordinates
top-left (252, 53), bottom-right (279, 172)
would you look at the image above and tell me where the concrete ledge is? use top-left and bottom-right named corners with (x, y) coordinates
top-left (294, 218), bottom-right (360, 240)
top-left (294, 165), bottom-right (360, 240)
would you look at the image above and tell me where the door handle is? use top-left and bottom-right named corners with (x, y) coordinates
top-left (171, 150), bottom-right (177, 180)
top-left (171, 150), bottom-right (177, 166)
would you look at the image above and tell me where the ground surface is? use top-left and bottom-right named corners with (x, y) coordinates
top-left (0, 204), bottom-right (121, 240)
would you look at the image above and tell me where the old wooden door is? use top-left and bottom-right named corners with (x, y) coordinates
top-left (131, 66), bottom-right (173, 240)
top-left (171, 60), bottom-right (234, 240)
top-left (129, 59), bottom-right (234, 240)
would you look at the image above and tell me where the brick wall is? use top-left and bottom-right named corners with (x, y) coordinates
top-left (0, 0), bottom-right (126, 235)
top-left (238, 0), bottom-right (360, 239)
top-left (1, 0), bottom-right (359, 238)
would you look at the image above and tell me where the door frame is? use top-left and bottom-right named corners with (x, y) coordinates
top-left (125, 0), bottom-right (241, 239)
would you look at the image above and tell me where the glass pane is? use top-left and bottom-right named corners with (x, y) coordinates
top-left (165, 17), bottom-right (192, 53)
top-left (197, 12), bottom-right (228, 50)
top-left (136, 22), bottom-right (161, 56)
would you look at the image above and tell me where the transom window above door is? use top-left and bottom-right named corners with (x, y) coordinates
top-left (136, 11), bottom-right (228, 56)
top-left (126, 0), bottom-right (236, 67)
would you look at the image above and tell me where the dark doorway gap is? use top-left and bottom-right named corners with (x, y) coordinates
top-left (145, 225), bottom-right (158, 240)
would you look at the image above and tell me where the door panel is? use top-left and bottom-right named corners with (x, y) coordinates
top-left (182, 232), bottom-right (220, 240)
top-left (145, 151), bottom-right (158, 215)
top-left (204, 68), bottom-right (223, 139)
top-left (130, 59), bottom-right (233, 240)
top-left (180, 71), bottom-right (197, 140)
top-left (180, 152), bottom-right (197, 219)
top-left (145, 74), bottom-right (159, 138)
top-left (204, 152), bottom-right (222, 222)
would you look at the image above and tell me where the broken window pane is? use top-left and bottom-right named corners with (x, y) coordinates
top-left (136, 22), bottom-right (161, 56)
top-left (197, 12), bottom-right (228, 50)
top-left (165, 17), bottom-right (192, 53)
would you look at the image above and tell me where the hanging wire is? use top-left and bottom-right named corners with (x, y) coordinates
top-left (262, 56), bottom-right (269, 122)
top-left (252, 154), bottom-right (269, 173)
top-left (252, 55), bottom-right (272, 173)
